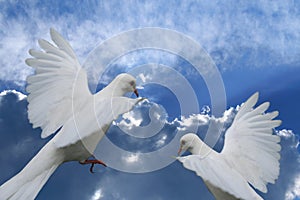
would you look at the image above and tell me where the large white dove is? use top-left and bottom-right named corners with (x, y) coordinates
top-left (0, 28), bottom-right (143, 199)
top-left (177, 92), bottom-right (281, 200)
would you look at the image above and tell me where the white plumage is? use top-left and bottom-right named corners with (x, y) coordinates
top-left (0, 28), bottom-right (142, 199)
top-left (178, 92), bottom-right (281, 200)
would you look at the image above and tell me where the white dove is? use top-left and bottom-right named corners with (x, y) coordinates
top-left (177, 92), bottom-right (281, 200)
top-left (0, 28), bottom-right (143, 199)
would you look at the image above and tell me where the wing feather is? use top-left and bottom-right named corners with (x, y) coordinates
top-left (50, 28), bottom-right (77, 59)
top-left (234, 92), bottom-right (259, 120)
top-left (38, 39), bottom-right (72, 60)
top-left (248, 111), bottom-right (278, 123)
top-left (28, 49), bottom-right (63, 61)
top-left (221, 92), bottom-right (281, 193)
top-left (239, 102), bottom-right (270, 122)
top-left (26, 28), bottom-right (91, 138)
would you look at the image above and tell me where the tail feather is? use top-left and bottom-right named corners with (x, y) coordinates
top-left (9, 165), bottom-right (59, 200)
top-left (0, 141), bottom-right (63, 200)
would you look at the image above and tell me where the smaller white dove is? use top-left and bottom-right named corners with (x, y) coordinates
top-left (177, 92), bottom-right (281, 200)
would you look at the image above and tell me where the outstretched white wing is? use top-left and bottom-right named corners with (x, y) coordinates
top-left (221, 92), bottom-right (281, 193)
top-left (26, 28), bottom-right (92, 138)
top-left (178, 154), bottom-right (263, 200)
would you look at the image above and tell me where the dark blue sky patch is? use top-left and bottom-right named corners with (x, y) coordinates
top-left (0, 92), bottom-right (47, 185)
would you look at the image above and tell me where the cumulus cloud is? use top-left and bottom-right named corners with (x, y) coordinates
top-left (0, 90), bottom-right (27, 101)
top-left (285, 174), bottom-right (300, 200)
top-left (0, 86), bottom-right (299, 200)
top-left (277, 129), bottom-right (299, 142)
top-left (109, 100), bottom-right (300, 199)
top-left (175, 114), bottom-right (210, 131)
top-left (91, 188), bottom-right (104, 200)
top-left (123, 153), bottom-right (140, 164)
top-left (154, 134), bottom-right (168, 148)
top-left (275, 129), bottom-right (300, 200)
top-left (200, 105), bottom-right (211, 114)
top-left (118, 111), bottom-right (143, 129)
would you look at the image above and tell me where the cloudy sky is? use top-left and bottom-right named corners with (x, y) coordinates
top-left (0, 0), bottom-right (300, 200)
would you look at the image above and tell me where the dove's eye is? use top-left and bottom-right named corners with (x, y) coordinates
top-left (181, 140), bottom-right (186, 145)
top-left (129, 81), bottom-right (135, 86)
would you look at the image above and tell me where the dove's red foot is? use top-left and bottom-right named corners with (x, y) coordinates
top-left (79, 159), bottom-right (107, 173)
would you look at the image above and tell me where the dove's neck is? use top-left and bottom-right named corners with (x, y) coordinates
top-left (98, 82), bottom-right (126, 97)
top-left (190, 138), bottom-right (214, 157)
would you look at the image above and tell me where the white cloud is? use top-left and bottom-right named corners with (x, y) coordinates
top-left (285, 174), bottom-right (300, 200)
top-left (217, 107), bottom-right (236, 123)
top-left (91, 188), bottom-right (104, 200)
top-left (138, 73), bottom-right (147, 83)
top-left (175, 114), bottom-right (210, 131)
top-left (155, 134), bottom-right (168, 148)
top-left (113, 101), bottom-right (169, 139)
top-left (277, 129), bottom-right (300, 148)
top-left (115, 100), bottom-right (234, 136)
top-left (200, 105), bottom-right (211, 114)
top-left (276, 129), bottom-right (300, 200)
top-left (277, 129), bottom-right (297, 139)
top-left (0, 90), bottom-right (27, 101)
top-left (117, 110), bottom-right (143, 130)
top-left (123, 153), bottom-right (140, 164)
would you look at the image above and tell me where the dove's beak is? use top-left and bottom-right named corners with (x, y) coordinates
top-left (177, 147), bottom-right (182, 156)
top-left (134, 89), bottom-right (139, 97)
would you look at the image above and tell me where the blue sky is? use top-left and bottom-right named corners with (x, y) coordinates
top-left (0, 0), bottom-right (300, 199)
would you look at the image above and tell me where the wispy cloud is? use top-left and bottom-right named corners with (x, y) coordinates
top-left (1, 1), bottom-right (299, 87)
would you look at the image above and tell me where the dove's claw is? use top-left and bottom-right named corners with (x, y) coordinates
top-left (90, 163), bottom-right (95, 173)
top-left (79, 158), bottom-right (107, 173)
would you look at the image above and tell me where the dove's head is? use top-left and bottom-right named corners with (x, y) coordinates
top-left (178, 133), bottom-right (202, 155)
top-left (111, 73), bottom-right (139, 97)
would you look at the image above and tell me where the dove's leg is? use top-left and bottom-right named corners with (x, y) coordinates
top-left (79, 157), bottom-right (107, 173)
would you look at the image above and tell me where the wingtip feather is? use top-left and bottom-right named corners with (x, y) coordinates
top-left (25, 58), bottom-right (34, 66)
top-left (50, 28), bottom-right (59, 38)
top-left (250, 92), bottom-right (259, 103)
top-left (235, 92), bottom-right (260, 120)
top-left (28, 49), bottom-right (34, 55)
top-left (49, 28), bottom-right (77, 60)
top-left (41, 130), bottom-right (48, 139)
top-left (271, 111), bottom-right (279, 119)
top-left (38, 39), bottom-right (53, 50)
top-left (244, 92), bottom-right (260, 108)
top-left (50, 27), bottom-right (56, 33)
top-left (275, 119), bottom-right (282, 127)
